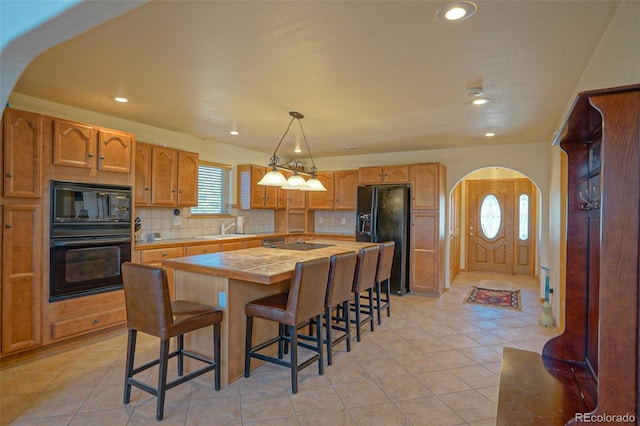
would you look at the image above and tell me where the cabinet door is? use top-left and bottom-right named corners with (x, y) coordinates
top-left (411, 163), bottom-right (440, 210)
top-left (134, 142), bottom-right (152, 205)
top-left (53, 119), bottom-right (95, 169)
top-left (334, 170), bottom-right (358, 210)
top-left (2, 205), bottom-right (41, 354)
top-left (410, 212), bottom-right (440, 294)
top-left (97, 129), bottom-right (132, 173)
top-left (151, 146), bottom-right (178, 205)
top-left (307, 172), bottom-right (335, 210)
top-left (384, 165), bottom-right (410, 183)
top-left (3, 109), bottom-right (42, 198)
top-left (186, 244), bottom-right (220, 255)
top-left (249, 165), bottom-right (277, 209)
top-left (177, 151), bottom-right (199, 206)
top-left (359, 167), bottom-right (383, 184)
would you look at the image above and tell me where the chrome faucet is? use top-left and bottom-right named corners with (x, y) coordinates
top-left (221, 222), bottom-right (236, 235)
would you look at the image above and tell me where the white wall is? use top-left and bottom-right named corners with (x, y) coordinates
top-left (545, 0), bottom-right (640, 330)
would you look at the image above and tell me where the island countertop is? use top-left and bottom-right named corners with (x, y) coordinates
top-left (162, 239), bottom-right (376, 284)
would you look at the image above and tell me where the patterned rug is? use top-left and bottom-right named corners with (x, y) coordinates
top-left (464, 286), bottom-right (522, 311)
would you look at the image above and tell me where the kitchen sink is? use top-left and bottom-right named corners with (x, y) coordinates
top-left (195, 234), bottom-right (256, 240)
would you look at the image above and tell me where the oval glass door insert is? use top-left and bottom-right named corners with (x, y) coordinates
top-left (480, 194), bottom-right (501, 239)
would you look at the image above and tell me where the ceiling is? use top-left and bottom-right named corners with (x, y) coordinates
top-left (13, 1), bottom-right (620, 159)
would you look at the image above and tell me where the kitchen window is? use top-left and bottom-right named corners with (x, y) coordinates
top-left (190, 161), bottom-right (232, 215)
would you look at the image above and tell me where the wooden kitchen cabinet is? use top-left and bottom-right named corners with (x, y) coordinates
top-left (144, 144), bottom-right (199, 207)
top-left (307, 172), bottom-right (335, 210)
top-left (2, 204), bottom-right (42, 354)
top-left (186, 244), bottom-right (220, 255)
top-left (237, 164), bottom-right (277, 209)
top-left (307, 170), bottom-right (358, 211)
top-left (176, 150), bottom-right (198, 206)
top-left (334, 170), bottom-right (358, 210)
top-left (3, 109), bottom-right (43, 199)
top-left (134, 142), bottom-right (152, 204)
top-left (53, 118), bottom-right (132, 173)
top-left (278, 169), bottom-right (307, 210)
top-left (139, 246), bottom-right (185, 298)
top-left (410, 212), bottom-right (442, 295)
top-left (359, 165), bottom-right (409, 184)
top-left (150, 146), bottom-right (177, 205)
top-left (410, 163), bottom-right (444, 210)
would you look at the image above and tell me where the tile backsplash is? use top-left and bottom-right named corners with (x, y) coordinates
top-left (135, 207), bottom-right (274, 240)
top-left (134, 207), bottom-right (355, 241)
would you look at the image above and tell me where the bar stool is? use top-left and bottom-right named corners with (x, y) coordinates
top-left (309, 251), bottom-right (357, 365)
top-left (244, 257), bottom-right (330, 393)
top-left (350, 245), bottom-right (380, 342)
top-left (121, 262), bottom-right (222, 421)
top-left (374, 241), bottom-right (395, 325)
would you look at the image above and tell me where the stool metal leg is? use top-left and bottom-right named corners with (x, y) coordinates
top-left (214, 322), bottom-right (221, 391)
top-left (244, 316), bottom-right (253, 378)
top-left (290, 325), bottom-right (298, 394)
top-left (123, 329), bottom-right (137, 404)
top-left (157, 339), bottom-right (170, 421)
top-left (177, 334), bottom-right (184, 376)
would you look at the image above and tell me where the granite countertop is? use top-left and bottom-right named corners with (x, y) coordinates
top-left (162, 239), bottom-right (374, 285)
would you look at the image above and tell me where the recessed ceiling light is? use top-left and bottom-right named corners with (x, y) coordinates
top-left (294, 147), bottom-right (302, 153)
top-left (472, 97), bottom-right (491, 106)
top-left (436, 1), bottom-right (477, 22)
top-left (229, 130), bottom-right (239, 135)
top-left (484, 132), bottom-right (496, 137)
top-left (114, 97), bottom-right (128, 103)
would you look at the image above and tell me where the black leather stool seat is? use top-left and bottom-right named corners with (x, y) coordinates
top-left (244, 257), bottom-right (330, 393)
top-left (121, 262), bottom-right (222, 421)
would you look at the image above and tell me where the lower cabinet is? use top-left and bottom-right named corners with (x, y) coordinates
top-left (44, 291), bottom-right (127, 344)
top-left (410, 212), bottom-right (445, 295)
top-left (1, 204), bottom-right (42, 355)
top-left (138, 246), bottom-right (185, 298)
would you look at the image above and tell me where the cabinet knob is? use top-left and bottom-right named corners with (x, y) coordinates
top-left (171, 190), bottom-right (176, 193)
top-left (144, 187), bottom-right (149, 191)
top-left (5, 172), bottom-right (12, 178)
top-left (93, 319), bottom-right (100, 324)
top-left (5, 224), bottom-right (12, 229)
top-left (179, 190), bottom-right (183, 193)
top-left (99, 155), bottom-right (105, 160)
top-left (162, 252), bottom-right (167, 256)
top-left (88, 153), bottom-right (94, 158)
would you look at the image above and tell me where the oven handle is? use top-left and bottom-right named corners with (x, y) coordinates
top-left (51, 236), bottom-right (131, 247)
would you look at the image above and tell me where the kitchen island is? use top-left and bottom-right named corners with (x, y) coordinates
top-left (162, 239), bottom-right (376, 386)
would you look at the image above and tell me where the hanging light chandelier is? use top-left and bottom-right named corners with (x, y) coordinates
top-left (257, 111), bottom-right (327, 191)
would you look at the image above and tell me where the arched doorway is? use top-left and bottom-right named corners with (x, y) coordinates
top-left (449, 167), bottom-right (541, 283)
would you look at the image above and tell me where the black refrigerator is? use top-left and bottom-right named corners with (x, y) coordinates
top-left (356, 185), bottom-right (410, 295)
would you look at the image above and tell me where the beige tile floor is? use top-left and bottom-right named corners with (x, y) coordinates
top-left (1, 272), bottom-right (558, 425)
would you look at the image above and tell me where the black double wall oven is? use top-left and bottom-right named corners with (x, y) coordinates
top-left (50, 181), bottom-right (132, 301)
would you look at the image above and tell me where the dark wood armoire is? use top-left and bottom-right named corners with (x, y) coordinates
top-left (497, 84), bottom-right (639, 425)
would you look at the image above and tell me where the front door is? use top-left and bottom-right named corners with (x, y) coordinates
top-left (466, 178), bottom-right (535, 275)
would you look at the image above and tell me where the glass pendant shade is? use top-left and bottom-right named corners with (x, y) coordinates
top-left (286, 172), bottom-right (307, 188)
top-left (257, 168), bottom-right (287, 186)
top-left (301, 177), bottom-right (327, 191)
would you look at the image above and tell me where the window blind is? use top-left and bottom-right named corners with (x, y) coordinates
top-left (190, 161), bottom-right (232, 215)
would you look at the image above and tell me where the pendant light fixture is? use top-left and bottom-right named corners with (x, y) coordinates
top-left (257, 111), bottom-right (326, 191)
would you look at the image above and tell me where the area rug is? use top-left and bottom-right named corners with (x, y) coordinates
top-left (464, 286), bottom-right (522, 311)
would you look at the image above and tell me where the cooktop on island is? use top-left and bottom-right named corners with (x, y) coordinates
top-left (271, 243), bottom-right (335, 251)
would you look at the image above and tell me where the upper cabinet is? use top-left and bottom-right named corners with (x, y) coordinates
top-left (334, 170), bottom-right (359, 210)
top-left (136, 142), bottom-right (199, 207)
top-left (307, 172), bottom-right (335, 210)
top-left (3, 109), bottom-right (43, 199)
top-left (410, 163), bottom-right (444, 210)
top-left (134, 143), bottom-right (152, 205)
top-left (307, 170), bottom-right (358, 210)
top-left (53, 119), bottom-right (132, 173)
top-left (279, 170), bottom-right (307, 210)
top-left (359, 165), bottom-right (409, 184)
top-left (237, 165), bottom-right (278, 209)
